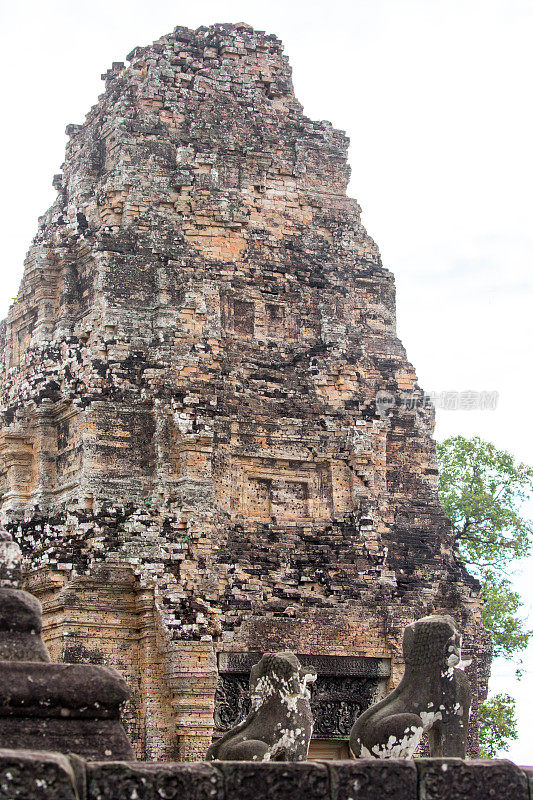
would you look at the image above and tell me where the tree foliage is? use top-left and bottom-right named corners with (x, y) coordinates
top-left (481, 579), bottom-right (530, 659)
top-left (437, 435), bottom-right (533, 660)
top-left (478, 693), bottom-right (518, 758)
top-left (437, 436), bottom-right (533, 574)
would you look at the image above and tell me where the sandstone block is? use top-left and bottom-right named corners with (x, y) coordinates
top-left (416, 758), bottom-right (529, 800)
top-left (327, 759), bottom-right (417, 800)
top-left (86, 761), bottom-right (223, 800)
top-left (0, 748), bottom-right (78, 800)
top-left (215, 762), bottom-right (329, 800)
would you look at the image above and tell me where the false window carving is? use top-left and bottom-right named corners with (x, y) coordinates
top-left (221, 293), bottom-right (255, 336)
top-left (265, 303), bottom-right (285, 337)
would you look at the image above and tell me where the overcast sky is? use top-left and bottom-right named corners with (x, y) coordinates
top-left (1, 0), bottom-right (531, 760)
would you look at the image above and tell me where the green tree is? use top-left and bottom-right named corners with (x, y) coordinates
top-left (481, 579), bottom-right (530, 659)
top-left (478, 693), bottom-right (518, 758)
top-left (437, 436), bottom-right (533, 756)
top-left (437, 435), bottom-right (533, 660)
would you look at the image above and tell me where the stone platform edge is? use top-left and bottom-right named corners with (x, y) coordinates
top-left (0, 749), bottom-right (532, 800)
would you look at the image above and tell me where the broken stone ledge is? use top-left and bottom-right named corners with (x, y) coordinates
top-left (0, 751), bottom-right (531, 800)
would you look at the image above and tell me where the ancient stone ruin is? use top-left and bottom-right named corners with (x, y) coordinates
top-left (349, 615), bottom-right (471, 759)
top-left (0, 22), bottom-right (491, 760)
top-left (206, 652), bottom-right (316, 761)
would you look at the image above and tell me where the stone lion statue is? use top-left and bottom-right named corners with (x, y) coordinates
top-left (349, 614), bottom-right (471, 759)
top-left (206, 652), bottom-right (317, 761)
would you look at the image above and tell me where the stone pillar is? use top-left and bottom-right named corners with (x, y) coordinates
top-left (0, 431), bottom-right (34, 508)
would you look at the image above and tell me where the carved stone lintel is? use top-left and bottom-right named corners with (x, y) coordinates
top-left (218, 652), bottom-right (390, 678)
top-left (214, 668), bottom-right (385, 738)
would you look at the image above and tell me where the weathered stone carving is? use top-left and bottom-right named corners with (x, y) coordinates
top-left (349, 615), bottom-right (471, 758)
top-left (312, 676), bottom-right (378, 737)
top-left (214, 674), bottom-right (251, 731)
top-left (207, 652), bottom-right (316, 761)
top-left (215, 672), bottom-right (382, 738)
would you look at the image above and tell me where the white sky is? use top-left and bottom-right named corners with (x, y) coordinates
top-left (1, 0), bottom-right (531, 761)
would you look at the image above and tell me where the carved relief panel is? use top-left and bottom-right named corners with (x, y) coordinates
top-left (220, 292), bottom-right (255, 337)
top-left (214, 653), bottom-right (390, 739)
top-left (230, 457), bottom-right (332, 522)
top-left (220, 291), bottom-right (300, 341)
top-left (54, 408), bottom-right (83, 494)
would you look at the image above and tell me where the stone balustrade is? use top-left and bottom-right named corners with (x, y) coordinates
top-left (0, 751), bottom-right (531, 800)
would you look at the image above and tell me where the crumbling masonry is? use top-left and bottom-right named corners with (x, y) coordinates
top-left (0, 23), bottom-right (490, 760)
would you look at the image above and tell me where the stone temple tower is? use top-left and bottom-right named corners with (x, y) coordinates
top-left (0, 23), bottom-right (490, 759)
